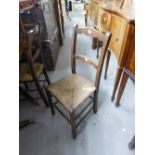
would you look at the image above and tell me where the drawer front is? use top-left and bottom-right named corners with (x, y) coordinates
top-left (98, 9), bottom-right (111, 31)
top-left (109, 15), bottom-right (127, 59)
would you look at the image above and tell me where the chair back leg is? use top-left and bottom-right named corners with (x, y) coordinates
top-left (45, 88), bottom-right (55, 115)
top-left (43, 68), bottom-right (51, 84)
top-left (34, 79), bottom-right (49, 107)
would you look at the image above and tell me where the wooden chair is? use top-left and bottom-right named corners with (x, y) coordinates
top-left (19, 23), bottom-right (50, 107)
top-left (45, 25), bottom-right (111, 139)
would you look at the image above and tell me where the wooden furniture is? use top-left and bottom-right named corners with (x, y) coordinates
top-left (45, 25), bottom-right (111, 139)
top-left (90, 0), bottom-right (135, 104)
top-left (84, 0), bottom-right (135, 104)
top-left (115, 35), bottom-right (135, 106)
top-left (114, 68), bottom-right (135, 150)
top-left (19, 24), bottom-right (50, 107)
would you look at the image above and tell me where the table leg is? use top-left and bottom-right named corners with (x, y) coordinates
top-left (111, 67), bottom-right (123, 102)
top-left (115, 70), bottom-right (129, 107)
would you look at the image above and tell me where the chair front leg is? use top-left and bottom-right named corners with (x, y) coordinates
top-left (70, 111), bottom-right (76, 139)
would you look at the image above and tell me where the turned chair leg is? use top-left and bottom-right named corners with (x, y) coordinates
top-left (70, 111), bottom-right (76, 139)
top-left (45, 88), bottom-right (55, 115)
top-left (104, 50), bottom-right (111, 79)
top-left (111, 67), bottom-right (123, 102)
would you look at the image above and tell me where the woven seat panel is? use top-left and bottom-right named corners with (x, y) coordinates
top-left (19, 63), bottom-right (43, 82)
top-left (48, 74), bottom-right (96, 112)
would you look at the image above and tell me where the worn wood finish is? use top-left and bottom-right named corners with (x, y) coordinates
top-left (45, 25), bottom-right (111, 138)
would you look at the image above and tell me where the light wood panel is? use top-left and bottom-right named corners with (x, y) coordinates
top-left (109, 14), bottom-right (127, 60)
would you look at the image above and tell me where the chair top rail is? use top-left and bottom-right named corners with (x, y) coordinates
top-left (75, 27), bottom-right (110, 43)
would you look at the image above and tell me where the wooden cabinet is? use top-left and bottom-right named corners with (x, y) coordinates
top-left (115, 41), bottom-right (135, 106)
top-left (87, 0), bottom-right (135, 103)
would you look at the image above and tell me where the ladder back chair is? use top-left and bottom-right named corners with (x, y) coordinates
top-left (45, 25), bottom-right (111, 139)
top-left (19, 23), bottom-right (50, 107)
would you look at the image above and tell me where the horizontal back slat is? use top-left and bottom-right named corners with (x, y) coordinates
top-left (74, 54), bottom-right (98, 69)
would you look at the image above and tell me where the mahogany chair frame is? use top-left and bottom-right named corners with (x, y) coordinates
top-left (19, 23), bottom-right (50, 107)
top-left (45, 25), bottom-right (111, 139)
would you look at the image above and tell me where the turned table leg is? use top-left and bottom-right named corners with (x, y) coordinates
top-left (111, 67), bottom-right (123, 102)
top-left (115, 69), bottom-right (129, 107)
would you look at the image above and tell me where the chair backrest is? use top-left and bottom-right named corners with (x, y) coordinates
top-left (25, 23), bottom-right (45, 78)
top-left (71, 25), bottom-right (111, 90)
top-left (26, 23), bottom-right (42, 62)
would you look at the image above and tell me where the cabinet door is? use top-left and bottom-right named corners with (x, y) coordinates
top-left (109, 15), bottom-right (127, 59)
